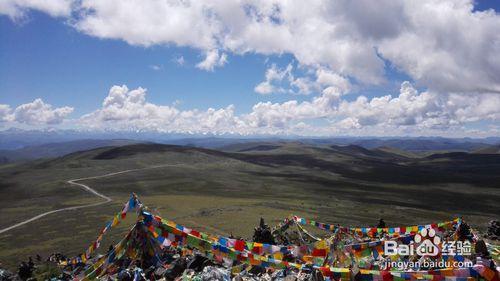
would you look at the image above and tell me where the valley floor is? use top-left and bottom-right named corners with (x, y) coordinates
top-left (0, 143), bottom-right (498, 269)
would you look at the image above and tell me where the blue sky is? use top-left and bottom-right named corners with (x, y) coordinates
top-left (0, 12), bottom-right (268, 115)
top-left (0, 13), bottom-right (406, 116)
top-left (0, 1), bottom-right (499, 137)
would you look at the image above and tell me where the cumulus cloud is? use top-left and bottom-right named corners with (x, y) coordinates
top-left (74, 0), bottom-right (221, 49)
top-left (196, 50), bottom-right (228, 71)
top-left (0, 0), bottom-right (73, 20)
top-left (0, 83), bottom-right (473, 136)
top-left (254, 64), bottom-right (293, 94)
top-left (149, 64), bottom-right (162, 71)
top-left (255, 64), bottom-right (351, 96)
top-left (245, 100), bottom-right (319, 129)
top-left (290, 77), bottom-right (316, 95)
top-left (2, 0), bottom-right (500, 136)
top-left (0, 105), bottom-right (12, 122)
top-left (83, 85), bottom-right (178, 125)
top-left (336, 82), bottom-right (500, 131)
top-left (246, 81), bottom-right (500, 134)
top-left (78, 84), bottom-right (321, 134)
top-left (55, 0), bottom-right (499, 93)
top-left (253, 81), bottom-right (273, 95)
top-left (3, 99), bottom-right (74, 125)
top-left (376, 1), bottom-right (500, 93)
top-left (316, 69), bottom-right (351, 95)
top-left (3, 0), bottom-right (500, 94)
top-left (173, 55), bottom-right (185, 66)
top-left (80, 85), bottom-right (244, 134)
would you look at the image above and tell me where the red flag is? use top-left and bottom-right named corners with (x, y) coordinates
top-left (234, 240), bottom-right (245, 251)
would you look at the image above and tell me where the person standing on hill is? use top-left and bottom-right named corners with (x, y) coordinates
top-left (377, 219), bottom-right (386, 228)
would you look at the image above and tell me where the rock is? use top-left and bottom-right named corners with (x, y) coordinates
top-left (486, 220), bottom-right (500, 240)
top-left (17, 262), bottom-right (33, 281)
top-left (200, 266), bottom-right (230, 281)
top-left (0, 267), bottom-right (14, 281)
top-left (248, 266), bottom-right (265, 276)
top-left (164, 257), bottom-right (188, 280)
top-left (309, 268), bottom-right (324, 281)
top-left (457, 222), bottom-right (473, 241)
top-left (117, 269), bottom-right (133, 281)
top-left (252, 218), bottom-right (275, 245)
top-left (154, 266), bottom-right (167, 278)
top-left (187, 255), bottom-right (212, 272)
top-left (474, 240), bottom-right (490, 258)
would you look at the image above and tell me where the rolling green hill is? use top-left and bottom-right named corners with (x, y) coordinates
top-left (0, 142), bottom-right (498, 268)
top-left (473, 144), bottom-right (500, 154)
top-left (0, 139), bottom-right (145, 163)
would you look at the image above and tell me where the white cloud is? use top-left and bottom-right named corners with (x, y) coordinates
top-left (174, 55), bottom-right (185, 66)
top-left (149, 64), bottom-right (162, 71)
top-left (0, 83), bottom-right (474, 136)
top-left (84, 85), bottom-right (178, 124)
top-left (376, 1), bottom-right (500, 93)
top-left (80, 85), bottom-right (245, 134)
top-left (3, 0), bottom-right (500, 94)
top-left (255, 64), bottom-right (350, 96)
top-left (9, 99), bottom-right (73, 125)
top-left (73, 81), bottom-right (500, 136)
top-left (253, 81), bottom-right (274, 95)
top-left (290, 77), bottom-right (315, 95)
top-left (0, 0), bottom-right (73, 20)
top-left (196, 50), bottom-right (228, 71)
top-left (316, 69), bottom-right (351, 95)
top-left (335, 82), bottom-right (500, 130)
top-left (244, 100), bottom-right (319, 129)
top-left (74, 0), bottom-right (221, 49)
top-left (254, 64), bottom-right (293, 95)
top-left (245, 81), bottom-right (500, 134)
top-left (2, 1), bottom-right (500, 136)
top-left (0, 104), bottom-right (12, 122)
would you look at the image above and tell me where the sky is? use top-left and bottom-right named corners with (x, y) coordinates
top-left (0, 0), bottom-right (499, 137)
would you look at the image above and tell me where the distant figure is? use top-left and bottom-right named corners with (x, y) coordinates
top-left (18, 262), bottom-right (32, 280)
top-left (36, 254), bottom-right (42, 262)
top-left (253, 218), bottom-right (276, 244)
top-left (474, 240), bottom-right (490, 258)
top-left (457, 221), bottom-right (473, 241)
top-left (377, 218), bottom-right (386, 228)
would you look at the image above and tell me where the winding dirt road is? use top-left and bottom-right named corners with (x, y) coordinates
top-left (0, 164), bottom-right (179, 234)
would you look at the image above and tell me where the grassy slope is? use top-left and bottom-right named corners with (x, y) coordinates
top-left (0, 139), bottom-right (145, 162)
top-left (473, 144), bottom-right (500, 154)
top-left (0, 143), bottom-right (499, 269)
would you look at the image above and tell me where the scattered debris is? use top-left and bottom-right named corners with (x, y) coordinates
top-left (0, 266), bottom-right (14, 281)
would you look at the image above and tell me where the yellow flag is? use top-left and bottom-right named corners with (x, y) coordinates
top-left (111, 215), bottom-right (120, 227)
top-left (315, 239), bottom-right (328, 249)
